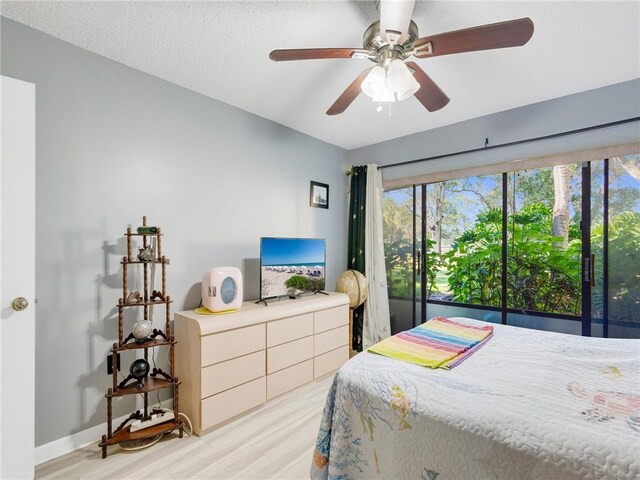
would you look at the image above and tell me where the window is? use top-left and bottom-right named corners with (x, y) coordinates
top-left (428, 175), bottom-right (502, 307)
top-left (507, 166), bottom-right (582, 316)
top-left (603, 155), bottom-right (640, 337)
top-left (383, 187), bottom-right (416, 299)
top-left (382, 157), bottom-right (640, 338)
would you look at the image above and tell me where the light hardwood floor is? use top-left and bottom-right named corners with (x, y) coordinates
top-left (36, 376), bottom-right (334, 480)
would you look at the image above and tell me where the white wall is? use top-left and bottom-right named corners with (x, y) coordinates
top-left (0, 18), bottom-right (348, 446)
top-left (349, 79), bottom-right (640, 180)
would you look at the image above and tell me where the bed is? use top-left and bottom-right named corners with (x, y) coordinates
top-left (311, 317), bottom-right (640, 480)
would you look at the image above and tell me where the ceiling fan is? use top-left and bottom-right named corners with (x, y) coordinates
top-left (269, 0), bottom-right (534, 115)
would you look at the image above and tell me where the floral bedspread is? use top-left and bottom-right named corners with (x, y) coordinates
top-left (311, 318), bottom-right (640, 480)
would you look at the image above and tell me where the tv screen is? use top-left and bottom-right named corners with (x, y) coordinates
top-left (260, 237), bottom-right (326, 299)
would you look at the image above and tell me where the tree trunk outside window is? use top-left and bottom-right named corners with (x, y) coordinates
top-left (552, 164), bottom-right (570, 248)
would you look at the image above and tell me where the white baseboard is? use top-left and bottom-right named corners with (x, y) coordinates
top-left (35, 400), bottom-right (174, 465)
top-left (35, 413), bottom-right (128, 465)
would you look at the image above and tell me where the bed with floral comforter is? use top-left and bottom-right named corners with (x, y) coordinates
top-left (311, 318), bottom-right (640, 480)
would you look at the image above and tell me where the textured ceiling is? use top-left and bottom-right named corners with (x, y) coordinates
top-left (2, 1), bottom-right (639, 150)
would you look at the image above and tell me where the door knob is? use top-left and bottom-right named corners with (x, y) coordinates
top-left (11, 297), bottom-right (28, 311)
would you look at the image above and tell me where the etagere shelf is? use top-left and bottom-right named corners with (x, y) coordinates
top-left (99, 216), bottom-right (183, 458)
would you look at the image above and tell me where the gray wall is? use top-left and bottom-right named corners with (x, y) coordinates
top-left (1, 18), bottom-right (349, 446)
top-left (349, 79), bottom-right (640, 179)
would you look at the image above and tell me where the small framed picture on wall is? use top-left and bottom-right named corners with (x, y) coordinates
top-left (310, 181), bottom-right (329, 209)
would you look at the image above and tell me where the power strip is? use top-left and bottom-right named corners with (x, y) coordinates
top-left (130, 412), bottom-right (175, 432)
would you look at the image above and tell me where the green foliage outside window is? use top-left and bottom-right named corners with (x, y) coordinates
top-left (385, 237), bottom-right (440, 298)
top-left (385, 204), bottom-right (638, 318)
top-left (444, 208), bottom-right (503, 307)
top-left (443, 204), bottom-right (583, 313)
top-left (383, 158), bottom-right (639, 324)
top-left (591, 212), bottom-right (640, 322)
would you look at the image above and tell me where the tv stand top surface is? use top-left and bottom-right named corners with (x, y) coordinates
top-left (176, 291), bottom-right (349, 336)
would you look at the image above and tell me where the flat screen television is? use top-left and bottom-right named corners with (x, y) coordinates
top-left (260, 237), bottom-right (326, 299)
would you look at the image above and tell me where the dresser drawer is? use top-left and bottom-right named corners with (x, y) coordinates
top-left (314, 325), bottom-right (348, 356)
top-left (201, 324), bottom-right (265, 366)
top-left (314, 345), bottom-right (349, 379)
top-left (201, 350), bottom-right (265, 398)
top-left (267, 336), bottom-right (313, 374)
top-left (313, 305), bottom-right (348, 334)
top-left (267, 359), bottom-right (313, 400)
top-left (267, 313), bottom-right (313, 348)
top-left (201, 377), bottom-right (266, 431)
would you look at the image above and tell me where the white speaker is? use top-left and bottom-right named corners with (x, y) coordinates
top-left (202, 267), bottom-right (243, 313)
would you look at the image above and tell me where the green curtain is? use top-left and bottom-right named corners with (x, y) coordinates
top-left (348, 165), bottom-right (367, 352)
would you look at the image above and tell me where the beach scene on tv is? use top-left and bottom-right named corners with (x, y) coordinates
top-left (261, 237), bottom-right (326, 298)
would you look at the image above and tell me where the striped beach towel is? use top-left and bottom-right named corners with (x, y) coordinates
top-left (368, 317), bottom-right (494, 369)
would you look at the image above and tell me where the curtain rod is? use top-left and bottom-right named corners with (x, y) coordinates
top-left (375, 117), bottom-right (640, 171)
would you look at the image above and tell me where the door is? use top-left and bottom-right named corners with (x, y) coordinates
top-left (590, 156), bottom-right (640, 338)
top-left (381, 186), bottom-right (420, 334)
top-left (1, 75), bottom-right (36, 479)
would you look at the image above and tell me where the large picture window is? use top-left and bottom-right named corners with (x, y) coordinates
top-left (383, 156), bottom-right (640, 339)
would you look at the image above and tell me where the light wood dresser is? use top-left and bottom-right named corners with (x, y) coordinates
top-left (174, 292), bottom-right (349, 436)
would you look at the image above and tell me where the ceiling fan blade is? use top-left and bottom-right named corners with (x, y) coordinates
top-left (380, 0), bottom-right (416, 44)
top-left (413, 17), bottom-right (534, 58)
top-left (405, 62), bottom-right (450, 112)
top-left (326, 68), bottom-right (373, 116)
top-left (269, 48), bottom-right (371, 62)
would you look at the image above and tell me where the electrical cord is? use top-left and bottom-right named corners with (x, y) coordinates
top-left (114, 356), bottom-right (193, 451)
top-left (119, 434), bottom-right (163, 451)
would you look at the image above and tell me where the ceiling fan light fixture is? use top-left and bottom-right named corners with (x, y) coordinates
top-left (361, 65), bottom-right (386, 98)
top-left (385, 59), bottom-right (413, 94)
top-left (372, 86), bottom-right (396, 103)
top-left (362, 60), bottom-right (418, 103)
top-left (396, 76), bottom-right (420, 101)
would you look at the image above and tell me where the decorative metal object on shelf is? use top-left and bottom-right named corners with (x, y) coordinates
top-left (130, 359), bottom-right (150, 388)
top-left (126, 291), bottom-right (143, 304)
top-left (137, 246), bottom-right (155, 262)
top-left (137, 226), bottom-right (158, 234)
top-left (150, 290), bottom-right (165, 302)
top-left (132, 319), bottom-right (153, 342)
top-left (99, 216), bottom-right (183, 459)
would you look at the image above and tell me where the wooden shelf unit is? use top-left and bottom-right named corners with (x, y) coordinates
top-left (106, 377), bottom-right (180, 398)
top-left (100, 216), bottom-right (183, 458)
top-left (118, 300), bottom-right (173, 308)
top-left (115, 338), bottom-right (176, 352)
top-left (100, 419), bottom-right (182, 447)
